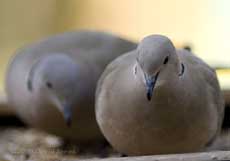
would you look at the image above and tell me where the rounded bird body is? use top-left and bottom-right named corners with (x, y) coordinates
top-left (96, 35), bottom-right (224, 155)
top-left (6, 31), bottom-right (137, 143)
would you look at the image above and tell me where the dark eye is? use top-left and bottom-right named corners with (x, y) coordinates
top-left (46, 82), bottom-right (53, 89)
top-left (163, 56), bottom-right (169, 64)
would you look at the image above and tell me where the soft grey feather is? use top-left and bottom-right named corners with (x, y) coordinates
top-left (6, 31), bottom-right (137, 143)
top-left (96, 35), bottom-right (224, 155)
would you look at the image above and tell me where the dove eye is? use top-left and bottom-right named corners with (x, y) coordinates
top-left (163, 56), bottom-right (169, 64)
top-left (46, 82), bottom-right (53, 89)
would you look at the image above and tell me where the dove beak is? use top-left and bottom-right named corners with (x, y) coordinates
top-left (145, 72), bottom-right (159, 101)
top-left (52, 97), bottom-right (73, 127)
top-left (62, 103), bottom-right (72, 127)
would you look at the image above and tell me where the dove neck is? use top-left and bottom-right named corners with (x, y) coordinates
top-left (150, 61), bottom-right (183, 94)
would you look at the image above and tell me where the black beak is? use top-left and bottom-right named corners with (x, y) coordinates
top-left (145, 72), bottom-right (159, 101)
top-left (63, 105), bottom-right (72, 127)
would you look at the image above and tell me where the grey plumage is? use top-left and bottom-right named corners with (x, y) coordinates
top-left (96, 35), bottom-right (224, 155)
top-left (5, 31), bottom-right (137, 143)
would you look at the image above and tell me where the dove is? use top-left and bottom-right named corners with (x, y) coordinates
top-left (5, 31), bottom-right (137, 144)
top-left (95, 35), bottom-right (224, 155)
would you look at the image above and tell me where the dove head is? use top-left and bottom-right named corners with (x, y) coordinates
top-left (136, 35), bottom-right (179, 101)
top-left (27, 54), bottom-right (80, 127)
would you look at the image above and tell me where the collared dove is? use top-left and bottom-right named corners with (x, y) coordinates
top-left (95, 35), bottom-right (224, 155)
top-left (5, 31), bottom-right (137, 144)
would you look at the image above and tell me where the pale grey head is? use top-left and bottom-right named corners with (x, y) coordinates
top-left (136, 35), bottom-right (180, 100)
top-left (27, 54), bottom-right (80, 126)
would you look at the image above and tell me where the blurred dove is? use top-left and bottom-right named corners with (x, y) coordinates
top-left (5, 31), bottom-right (137, 144)
top-left (95, 35), bottom-right (224, 155)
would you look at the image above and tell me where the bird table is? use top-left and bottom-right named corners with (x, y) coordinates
top-left (86, 151), bottom-right (230, 161)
